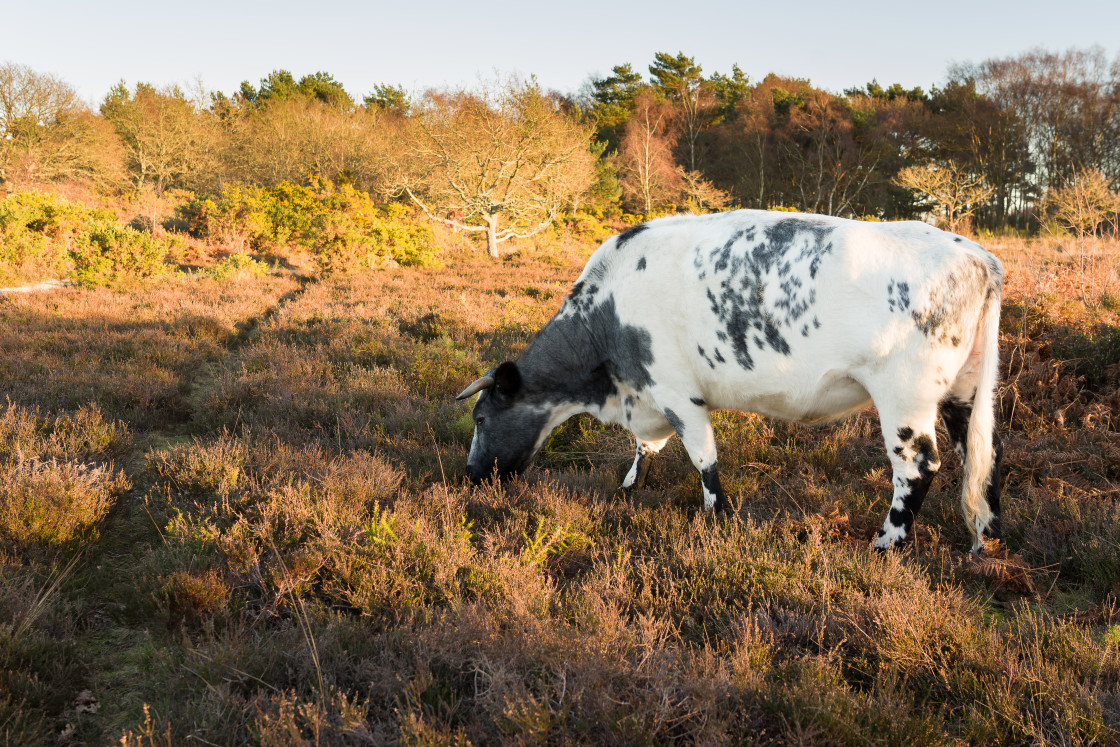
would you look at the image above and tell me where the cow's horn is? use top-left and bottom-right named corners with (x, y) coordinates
top-left (455, 375), bottom-right (495, 400)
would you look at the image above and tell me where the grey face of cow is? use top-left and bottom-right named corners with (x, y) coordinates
top-left (460, 362), bottom-right (550, 485)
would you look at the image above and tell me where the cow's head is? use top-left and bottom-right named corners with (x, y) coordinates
top-left (456, 361), bottom-right (551, 485)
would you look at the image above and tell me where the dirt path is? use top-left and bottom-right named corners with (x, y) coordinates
top-left (0, 278), bottom-right (69, 295)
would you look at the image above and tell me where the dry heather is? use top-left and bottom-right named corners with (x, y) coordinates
top-left (1, 240), bottom-right (1119, 745)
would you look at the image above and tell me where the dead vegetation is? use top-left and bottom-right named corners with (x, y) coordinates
top-left (1, 237), bottom-right (1119, 744)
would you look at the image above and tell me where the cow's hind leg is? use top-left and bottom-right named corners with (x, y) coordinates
top-left (621, 436), bottom-right (671, 490)
top-left (873, 405), bottom-right (942, 550)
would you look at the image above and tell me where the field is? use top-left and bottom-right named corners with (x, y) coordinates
top-left (2, 236), bottom-right (1119, 745)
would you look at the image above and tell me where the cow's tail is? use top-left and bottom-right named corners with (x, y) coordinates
top-left (962, 258), bottom-right (1004, 552)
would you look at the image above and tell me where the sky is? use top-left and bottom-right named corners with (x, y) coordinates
top-left (3, 0), bottom-right (1119, 107)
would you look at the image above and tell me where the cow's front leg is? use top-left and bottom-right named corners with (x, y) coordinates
top-left (660, 401), bottom-right (730, 514)
top-left (621, 436), bottom-right (671, 490)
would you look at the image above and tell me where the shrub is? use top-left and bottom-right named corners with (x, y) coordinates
top-left (0, 191), bottom-right (181, 286)
top-left (0, 457), bottom-right (130, 549)
top-left (176, 179), bottom-right (440, 271)
top-left (0, 403), bottom-right (132, 463)
top-left (209, 252), bottom-right (271, 281)
top-left (0, 402), bottom-right (132, 551)
top-left (0, 191), bottom-right (116, 283)
top-left (176, 184), bottom-right (270, 252)
top-left (69, 221), bottom-right (173, 286)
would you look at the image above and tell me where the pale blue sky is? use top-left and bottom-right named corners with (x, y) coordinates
top-left (3, 0), bottom-right (1118, 106)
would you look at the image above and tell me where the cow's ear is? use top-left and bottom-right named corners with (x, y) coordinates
top-left (493, 361), bottom-right (522, 396)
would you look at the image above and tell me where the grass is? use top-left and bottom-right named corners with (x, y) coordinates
top-left (0, 235), bottom-right (1118, 744)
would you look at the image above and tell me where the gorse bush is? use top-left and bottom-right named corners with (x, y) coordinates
top-left (0, 191), bottom-right (176, 285)
top-left (208, 252), bottom-right (271, 281)
top-left (70, 221), bottom-right (173, 286)
top-left (0, 191), bottom-right (112, 283)
top-left (178, 179), bottom-right (440, 270)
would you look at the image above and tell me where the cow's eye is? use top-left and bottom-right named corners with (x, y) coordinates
top-left (475, 416), bottom-right (486, 426)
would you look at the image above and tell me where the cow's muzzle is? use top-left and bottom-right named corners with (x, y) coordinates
top-left (466, 463), bottom-right (488, 485)
top-left (465, 463), bottom-right (522, 486)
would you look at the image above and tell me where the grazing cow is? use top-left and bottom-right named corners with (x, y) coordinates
top-left (457, 210), bottom-right (1004, 552)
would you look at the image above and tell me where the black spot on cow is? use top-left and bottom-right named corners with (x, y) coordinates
top-left (910, 257), bottom-right (989, 342)
top-left (664, 408), bottom-right (685, 436)
top-left (466, 385), bottom-right (550, 483)
top-left (692, 217), bottom-right (834, 371)
top-left (700, 464), bottom-right (730, 514)
top-left (690, 397), bottom-right (706, 407)
top-left (616, 223), bottom-right (648, 250)
top-left (887, 279), bottom-right (911, 312)
top-left (954, 236), bottom-right (963, 243)
top-left (713, 348), bottom-right (726, 364)
top-left (636, 256), bottom-right (647, 271)
top-left (911, 435), bottom-right (937, 479)
top-left (696, 344), bottom-right (716, 370)
top-left (766, 218), bottom-right (835, 279)
top-left (897, 426), bottom-right (914, 442)
top-left (893, 445), bottom-right (905, 458)
top-left (939, 398), bottom-right (970, 454)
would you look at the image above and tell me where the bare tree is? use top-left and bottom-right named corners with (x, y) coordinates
top-left (223, 97), bottom-right (367, 188)
top-left (0, 62), bottom-right (124, 189)
top-left (1046, 168), bottom-right (1119, 237)
top-left (677, 167), bottom-right (731, 212)
top-left (961, 47), bottom-right (1120, 191)
top-left (100, 82), bottom-right (220, 194)
top-left (894, 162), bottom-right (994, 232)
top-left (390, 79), bottom-right (596, 258)
top-left (617, 92), bottom-right (681, 215)
top-left (778, 92), bottom-right (884, 216)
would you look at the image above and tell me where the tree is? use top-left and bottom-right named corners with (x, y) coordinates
top-left (0, 62), bottom-right (123, 189)
top-left (617, 92), bottom-right (681, 214)
top-left (709, 64), bottom-right (750, 122)
top-left (958, 47), bottom-right (1120, 193)
top-left (677, 167), bottom-right (731, 212)
top-left (237, 70), bottom-right (354, 110)
top-left (391, 79), bottom-right (596, 258)
top-left (649, 51), bottom-right (709, 172)
top-left (220, 97), bottom-right (390, 192)
top-left (923, 79), bottom-right (1034, 229)
top-left (587, 64), bottom-right (644, 154)
top-left (845, 79), bottom-right (926, 103)
top-left (894, 161), bottom-right (994, 232)
top-left (701, 74), bottom-right (925, 218)
top-left (101, 82), bottom-right (222, 194)
top-left (0, 63), bottom-right (115, 188)
top-left (1046, 168), bottom-right (1119, 237)
top-left (364, 84), bottom-right (410, 116)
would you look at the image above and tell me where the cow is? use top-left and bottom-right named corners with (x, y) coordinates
top-left (456, 210), bottom-right (1004, 552)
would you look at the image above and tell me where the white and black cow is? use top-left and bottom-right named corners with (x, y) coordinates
top-left (457, 210), bottom-right (1004, 552)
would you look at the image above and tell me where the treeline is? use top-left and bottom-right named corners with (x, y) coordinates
top-left (1, 48), bottom-right (1119, 248)
top-left (591, 48), bottom-right (1120, 233)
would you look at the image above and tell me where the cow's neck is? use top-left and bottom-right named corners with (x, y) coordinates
top-left (517, 305), bottom-right (617, 414)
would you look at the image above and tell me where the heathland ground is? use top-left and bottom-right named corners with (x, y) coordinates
top-left (1, 230), bottom-right (1119, 744)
